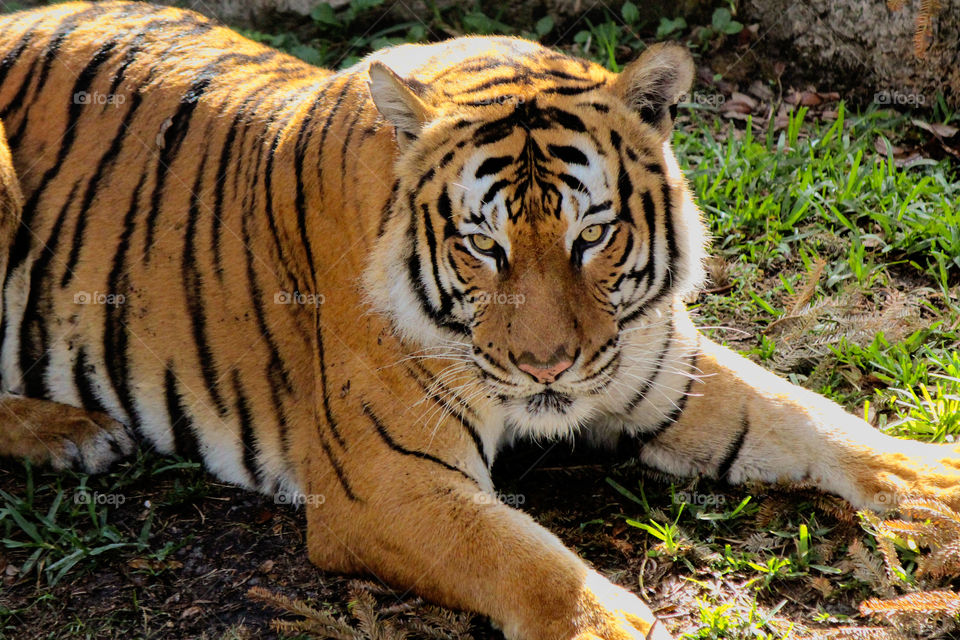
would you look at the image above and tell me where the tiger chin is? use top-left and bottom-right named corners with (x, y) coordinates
top-left (0, 3), bottom-right (958, 639)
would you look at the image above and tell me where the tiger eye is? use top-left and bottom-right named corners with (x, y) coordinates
top-left (579, 224), bottom-right (605, 244)
top-left (469, 234), bottom-right (497, 253)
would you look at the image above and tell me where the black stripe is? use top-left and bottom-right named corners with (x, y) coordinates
top-left (473, 113), bottom-right (518, 146)
top-left (416, 167), bottom-right (436, 191)
top-left (376, 179), bottom-right (399, 238)
top-left (313, 312), bottom-right (359, 501)
top-left (314, 425), bottom-right (359, 501)
top-left (475, 155), bottom-right (513, 179)
top-left (420, 198), bottom-right (456, 316)
top-left (61, 42), bottom-right (142, 288)
top-left (315, 321), bottom-right (347, 448)
top-left (164, 364), bottom-right (202, 460)
top-left (438, 150), bottom-right (455, 168)
top-left (212, 79), bottom-right (279, 281)
top-left (3, 40), bottom-right (117, 296)
top-left (548, 144), bottom-right (588, 165)
top-left (73, 345), bottom-right (107, 414)
top-left (580, 102), bottom-right (610, 113)
top-left (292, 79), bottom-right (342, 291)
top-left (539, 107), bottom-right (586, 133)
top-left (18, 180), bottom-right (82, 397)
top-left (362, 401), bottom-right (477, 483)
top-left (433, 59), bottom-right (501, 79)
top-left (614, 152), bottom-right (634, 224)
top-left (580, 349), bottom-right (621, 384)
top-left (406, 222), bottom-right (466, 334)
top-left (637, 190), bottom-right (657, 277)
top-left (261, 123), bottom-right (294, 288)
top-left (0, 23), bottom-right (40, 89)
top-left (645, 162), bottom-right (664, 175)
top-left (405, 364), bottom-right (490, 468)
top-left (622, 322), bottom-right (674, 414)
top-left (313, 76), bottom-right (352, 188)
top-left (559, 173), bottom-right (587, 194)
top-left (581, 337), bottom-right (616, 370)
top-left (582, 200), bottom-right (612, 219)
top-left (540, 82), bottom-right (604, 96)
top-left (716, 413), bottom-right (749, 481)
top-left (637, 371), bottom-right (696, 444)
top-left (103, 174), bottom-right (146, 435)
top-left (142, 76), bottom-right (212, 263)
top-left (634, 183), bottom-right (677, 313)
top-left (182, 150), bottom-right (229, 417)
top-left (458, 74), bottom-right (525, 95)
top-left (240, 177), bottom-right (294, 464)
top-left (481, 178), bottom-right (510, 205)
top-left (231, 370), bottom-right (262, 487)
top-left (7, 5), bottom-right (116, 145)
top-left (1, 31), bottom-right (62, 120)
top-left (338, 104), bottom-right (364, 191)
top-left (612, 230), bottom-right (635, 269)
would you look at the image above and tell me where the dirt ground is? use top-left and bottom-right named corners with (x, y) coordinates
top-left (0, 438), bottom-right (869, 639)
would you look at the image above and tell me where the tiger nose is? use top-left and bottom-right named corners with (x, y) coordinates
top-left (515, 353), bottom-right (573, 384)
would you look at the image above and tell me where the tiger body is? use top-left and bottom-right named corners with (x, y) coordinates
top-left (0, 3), bottom-right (958, 639)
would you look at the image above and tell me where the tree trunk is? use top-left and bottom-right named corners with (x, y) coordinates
top-left (741, 0), bottom-right (960, 108)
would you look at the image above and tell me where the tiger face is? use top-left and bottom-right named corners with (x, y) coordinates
top-left (367, 42), bottom-right (706, 437)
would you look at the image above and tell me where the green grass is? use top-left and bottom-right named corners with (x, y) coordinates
top-left (0, 454), bottom-right (203, 587)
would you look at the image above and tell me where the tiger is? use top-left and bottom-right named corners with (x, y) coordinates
top-left (0, 2), bottom-right (957, 638)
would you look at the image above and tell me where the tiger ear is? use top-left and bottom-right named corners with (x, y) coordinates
top-left (611, 43), bottom-right (694, 138)
top-left (368, 62), bottom-right (436, 148)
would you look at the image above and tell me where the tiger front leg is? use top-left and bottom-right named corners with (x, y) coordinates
top-left (0, 393), bottom-right (136, 473)
top-left (301, 451), bottom-right (673, 640)
top-left (636, 318), bottom-right (960, 511)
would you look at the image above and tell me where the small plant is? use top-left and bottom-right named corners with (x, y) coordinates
top-left (853, 498), bottom-right (960, 637)
top-left (627, 506), bottom-right (690, 559)
top-left (0, 464), bottom-right (153, 585)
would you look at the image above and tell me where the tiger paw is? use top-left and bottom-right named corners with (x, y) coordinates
top-left (859, 441), bottom-right (960, 511)
top-left (50, 410), bottom-right (137, 473)
top-left (571, 571), bottom-right (672, 640)
top-left (0, 395), bottom-right (136, 473)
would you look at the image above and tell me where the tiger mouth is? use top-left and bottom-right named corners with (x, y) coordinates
top-left (526, 389), bottom-right (573, 414)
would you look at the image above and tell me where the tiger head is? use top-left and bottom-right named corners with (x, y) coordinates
top-left (365, 40), bottom-right (707, 437)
